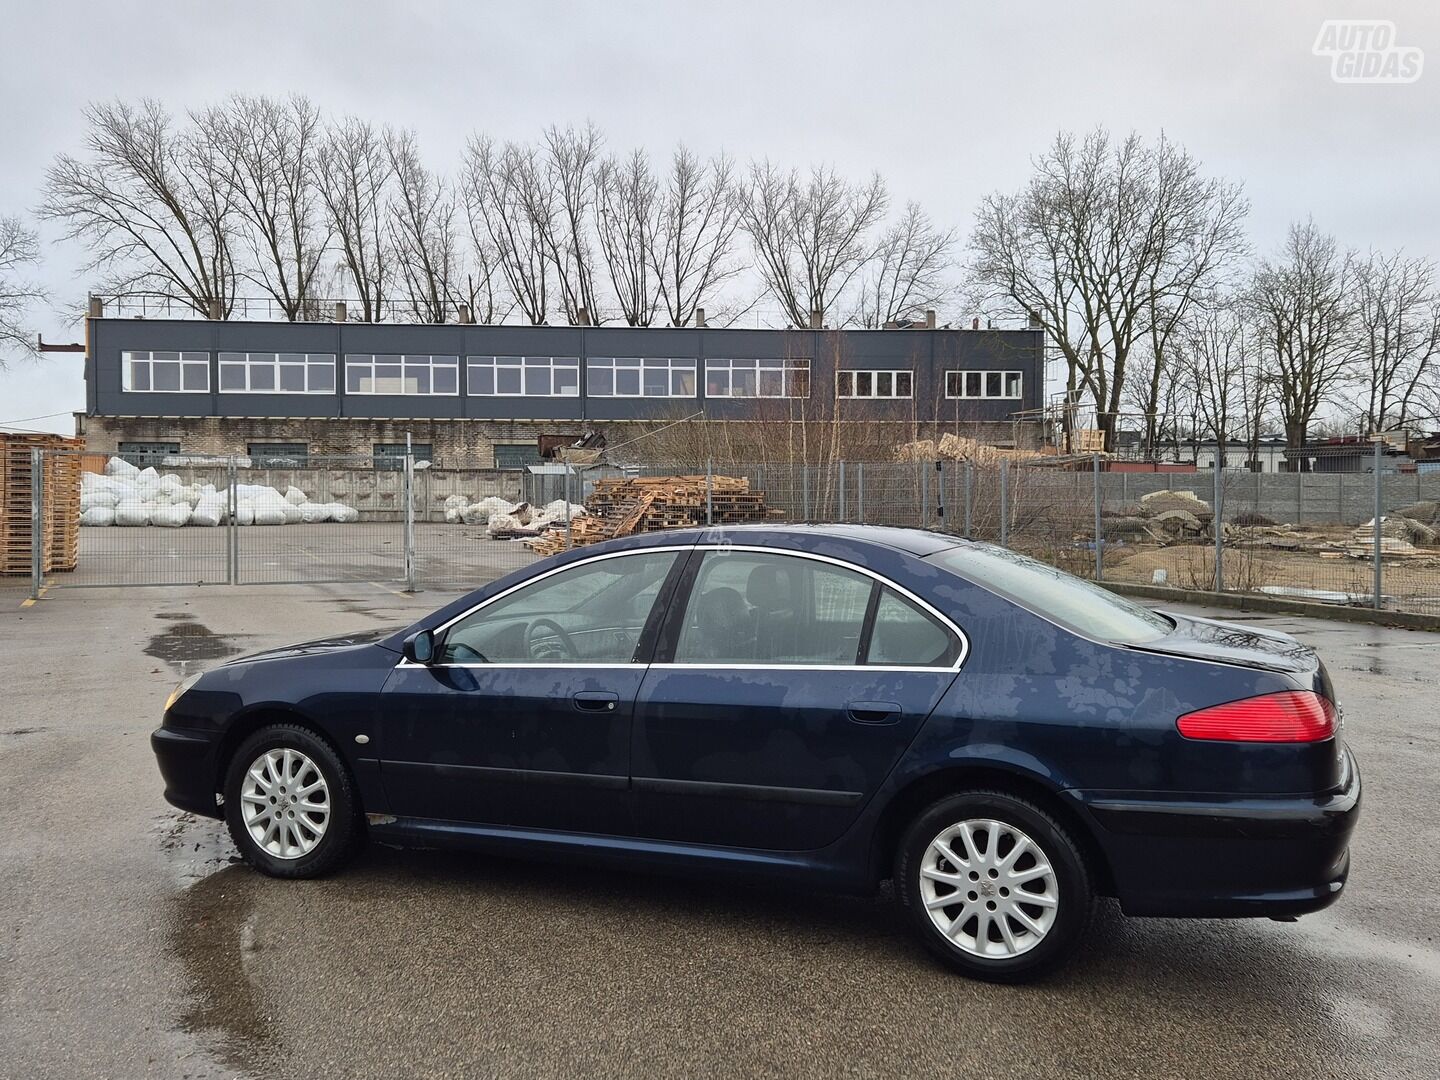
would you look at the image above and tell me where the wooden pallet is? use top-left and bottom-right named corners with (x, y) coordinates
top-left (523, 475), bottom-right (771, 555)
top-left (0, 434), bottom-right (84, 575)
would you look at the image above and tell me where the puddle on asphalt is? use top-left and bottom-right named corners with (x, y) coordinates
top-left (145, 615), bottom-right (243, 671)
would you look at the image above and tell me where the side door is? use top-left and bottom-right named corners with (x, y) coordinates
top-left (380, 547), bottom-right (687, 835)
top-left (630, 547), bottom-right (963, 851)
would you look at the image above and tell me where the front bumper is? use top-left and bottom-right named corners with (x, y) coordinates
top-left (151, 726), bottom-right (223, 818)
top-left (1071, 746), bottom-right (1361, 918)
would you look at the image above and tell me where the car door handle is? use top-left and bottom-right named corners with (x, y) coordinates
top-left (573, 691), bottom-right (620, 713)
top-left (847, 701), bottom-right (902, 725)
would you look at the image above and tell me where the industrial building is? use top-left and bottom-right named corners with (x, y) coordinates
top-left (77, 313), bottom-right (1045, 468)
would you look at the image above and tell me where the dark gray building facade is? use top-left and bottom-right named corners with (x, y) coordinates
top-left (81, 318), bottom-right (1045, 467)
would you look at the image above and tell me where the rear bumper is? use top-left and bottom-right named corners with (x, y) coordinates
top-left (151, 726), bottom-right (223, 818)
top-left (1071, 747), bottom-right (1360, 918)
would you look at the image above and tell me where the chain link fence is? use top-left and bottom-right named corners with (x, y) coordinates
top-left (8, 447), bottom-right (1439, 617)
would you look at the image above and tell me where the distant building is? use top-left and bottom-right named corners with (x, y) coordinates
top-left (79, 314), bottom-right (1046, 468)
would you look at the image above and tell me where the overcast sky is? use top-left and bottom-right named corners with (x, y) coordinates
top-left (2, 0), bottom-right (1436, 434)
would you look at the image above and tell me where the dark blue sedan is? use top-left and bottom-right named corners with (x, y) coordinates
top-left (152, 525), bottom-right (1360, 981)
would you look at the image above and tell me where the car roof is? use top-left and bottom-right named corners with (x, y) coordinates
top-left (604, 522), bottom-right (967, 557)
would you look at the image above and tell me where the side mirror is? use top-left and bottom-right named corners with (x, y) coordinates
top-left (403, 629), bottom-right (436, 665)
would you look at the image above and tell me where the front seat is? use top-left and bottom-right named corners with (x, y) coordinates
top-left (689, 586), bottom-right (752, 660)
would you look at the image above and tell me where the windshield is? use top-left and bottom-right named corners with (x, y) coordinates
top-left (928, 543), bottom-right (1172, 645)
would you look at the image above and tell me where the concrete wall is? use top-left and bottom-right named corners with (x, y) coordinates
top-left (1098, 470), bottom-right (1440, 525)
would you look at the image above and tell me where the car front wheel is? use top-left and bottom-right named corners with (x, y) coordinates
top-left (223, 724), bottom-right (360, 878)
top-left (894, 790), bottom-right (1094, 982)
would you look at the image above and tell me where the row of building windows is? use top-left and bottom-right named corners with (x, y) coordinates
top-left (120, 351), bottom-right (1023, 401)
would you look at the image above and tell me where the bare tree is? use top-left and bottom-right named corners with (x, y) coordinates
top-left (42, 99), bottom-right (240, 316)
top-left (652, 146), bottom-right (741, 327)
top-left (0, 215), bottom-right (44, 365)
top-left (201, 94), bottom-right (330, 320)
top-left (540, 123), bottom-right (605, 322)
top-left (1174, 299), bottom-right (1251, 462)
top-left (385, 129), bottom-right (462, 324)
top-left (594, 148), bottom-right (661, 326)
top-left (1352, 248), bottom-right (1439, 432)
top-left (736, 162), bottom-right (888, 327)
top-left (853, 202), bottom-right (956, 327)
top-left (971, 129), bottom-right (1247, 450)
top-left (463, 136), bottom-right (551, 325)
top-left (1248, 220), bottom-right (1358, 454)
top-left (316, 117), bottom-right (394, 321)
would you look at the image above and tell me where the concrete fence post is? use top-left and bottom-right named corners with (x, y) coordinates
top-left (30, 448), bottom-right (43, 600)
top-left (838, 460), bottom-right (846, 521)
top-left (1093, 453), bottom-right (1103, 581)
top-left (857, 463), bottom-right (865, 523)
top-left (564, 467), bottom-right (573, 551)
top-left (705, 458), bottom-right (714, 526)
top-left (1373, 441), bottom-right (1383, 609)
top-left (802, 464), bottom-right (810, 521)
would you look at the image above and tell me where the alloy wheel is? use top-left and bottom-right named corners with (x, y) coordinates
top-left (238, 748), bottom-right (331, 860)
top-left (918, 818), bottom-right (1060, 959)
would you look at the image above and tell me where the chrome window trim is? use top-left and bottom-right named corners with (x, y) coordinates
top-left (396, 543), bottom-right (969, 672)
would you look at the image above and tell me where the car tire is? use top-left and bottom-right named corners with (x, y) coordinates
top-left (223, 723), bottom-right (360, 879)
top-left (894, 790), bottom-right (1093, 983)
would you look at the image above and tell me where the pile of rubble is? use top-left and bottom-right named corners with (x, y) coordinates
top-left (1102, 489), bottom-right (1216, 543)
top-left (442, 495), bottom-right (588, 539)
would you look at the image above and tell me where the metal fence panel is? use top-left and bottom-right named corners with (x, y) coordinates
top-left (16, 447), bottom-right (1440, 617)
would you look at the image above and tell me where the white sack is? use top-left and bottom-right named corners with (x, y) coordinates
top-left (151, 504), bottom-right (191, 527)
top-left (105, 456), bottom-right (140, 478)
top-left (284, 486), bottom-right (308, 506)
top-left (325, 503), bottom-right (360, 524)
top-left (298, 502), bottom-right (330, 523)
top-left (443, 494), bottom-right (469, 512)
top-left (189, 498), bottom-right (225, 527)
top-left (252, 504), bottom-right (287, 526)
top-left (80, 506), bottom-right (115, 527)
top-left (444, 506), bottom-right (465, 524)
top-left (81, 491), bottom-right (119, 511)
top-left (113, 500), bottom-right (152, 527)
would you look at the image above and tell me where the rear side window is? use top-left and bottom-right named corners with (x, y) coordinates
top-left (673, 551), bottom-right (872, 665)
top-left (929, 544), bottom-right (1170, 644)
top-left (865, 589), bottom-right (959, 667)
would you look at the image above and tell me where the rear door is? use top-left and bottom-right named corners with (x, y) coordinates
top-left (630, 547), bottom-right (963, 851)
top-left (380, 547), bottom-right (687, 834)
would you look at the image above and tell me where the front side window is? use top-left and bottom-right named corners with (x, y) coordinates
top-left (345, 354), bottom-right (459, 395)
top-left (945, 370), bottom-right (1023, 399)
top-left (587, 357), bottom-right (697, 398)
top-left (836, 369), bottom-right (912, 399)
top-left (122, 351), bottom-right (210, 393)
top-left (248, 442), bottom-right (310, 467)
top-left (705, 358), bottom-right (811, 398)
top-left (467, 356), bottom-right (579, 397)
top-left (219, 353), bottom-right (336, 394)
top-left (440, 550), bottom-right (680, 664)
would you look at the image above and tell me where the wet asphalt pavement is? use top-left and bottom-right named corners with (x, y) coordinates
top-left (1, 584), bottom-right (1436, 1079)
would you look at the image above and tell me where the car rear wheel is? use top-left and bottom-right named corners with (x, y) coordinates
top-left (223, 724), bottom-right (360, 879)
top-left (894, 790), bottom-right (1093, 982)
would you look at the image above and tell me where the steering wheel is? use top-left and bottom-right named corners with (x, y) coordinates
top-left (525, 617), bottom-right (579, 661)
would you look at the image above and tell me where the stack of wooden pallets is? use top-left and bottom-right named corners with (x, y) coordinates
top-left (0, 434), bottom-right (84, 576)
top-left (521, 475), bottom-right (772, 556)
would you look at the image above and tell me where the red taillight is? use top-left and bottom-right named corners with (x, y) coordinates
top-left (1176, 691), bottom-right (1337, 743)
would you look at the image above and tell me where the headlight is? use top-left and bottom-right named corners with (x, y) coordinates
top-left (164, 672), bottom-right (204, 713)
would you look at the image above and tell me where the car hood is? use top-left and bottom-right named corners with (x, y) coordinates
top-left (1131, 611), bottom-right (1319, 674)
top-left (225, 625), bottom-right (404, 665)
